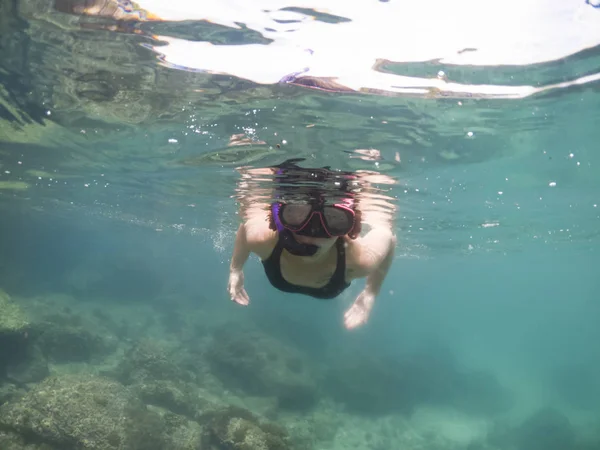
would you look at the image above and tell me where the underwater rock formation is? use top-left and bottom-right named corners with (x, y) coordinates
top-left (161, 412), bottom-right (205, 450)
top-left (0, 429), bottom-right (56, 450)
top-left (484, 406), bottom-right (586, 450)
top-left (0, 289), bottom-right (30, 374)
top-left (112, 338), bottom-right (215, 420)
top-left (449, 369), bottom-right (514, 415)
top-left (5, 344), bottom-right (49, 385)
top-left (0, 373), bottom-right (168, 450)
top-left (1, 291), bottom-right (128, 394)
top-left (513, 407), bottom-right (576, 450)
top-left (31, 312), bottom-right (117, 363)
top-left (486, 407), bottom-right (584, 450)
top-left (325, 351), bottom-right (416, 415)
top-left (202, 405), bottom-right (292, 450)
top-left (0, 289), bottom-right (49, 388)
top-left (137, 380), bottom-right (205, 419)
top-left (113, 338), bottom-right (199, 386)
top-left (206, 325), bottom-right (318, 412)
top-left (0, 289), bottom-right (28, 334)
top-left (325, 347), bottom-right (513, 417)
top-left (0, 384), bottom-right (26, 406)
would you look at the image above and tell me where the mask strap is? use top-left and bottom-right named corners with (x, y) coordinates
top-left (271, 202), bottom-right (285, 232)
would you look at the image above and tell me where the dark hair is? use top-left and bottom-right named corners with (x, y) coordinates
top-left (268, 159), bottom-right (362, 239)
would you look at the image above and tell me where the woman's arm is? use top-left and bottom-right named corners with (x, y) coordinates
top-left (360, 227), bottom-right (397, 295)
top-left (230, 223), bottom-right (251, 272)
top-left (344, 228), bottom-right (396, 329)
top-left (364, 229), bottom-right (397, 295)
top-left (228, 215), bottom-right (277, 306)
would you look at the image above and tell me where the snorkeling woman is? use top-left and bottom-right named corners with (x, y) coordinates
top-left (228, 159), bottom-right (397, 330)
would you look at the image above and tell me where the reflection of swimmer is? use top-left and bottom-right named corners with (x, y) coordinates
top-left (228, 158), bottom-right (397, 330)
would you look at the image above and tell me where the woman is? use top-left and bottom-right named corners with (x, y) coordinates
top-left (227, 159), bottom-right (397, 330)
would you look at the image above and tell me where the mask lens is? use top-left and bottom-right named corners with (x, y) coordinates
top-left (296, 214), bottom-right (330, 238)
top-left (323, 206), bottom-right (354, 235)
top-left (280, 204), bottom-right (313, 228)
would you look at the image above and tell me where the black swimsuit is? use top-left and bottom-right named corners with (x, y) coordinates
top-left (262, 235), bottom-right (350, 299)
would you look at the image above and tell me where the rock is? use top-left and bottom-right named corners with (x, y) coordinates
top-left (451, 369), bottom-right (514, 415)
top-left (114, 338), bottom-right (191, 385)
top-left (514, 407), bottom-right (576, 450)
top-left (325, 347), bottom-right (512, 417)
top-left (162, 412), bottom-right (205, 450)
top-left (206, 326), bottom-right (318, 412)
top-left (111, 339), bottom-right (219, 420)
top-left (202, 405), bottom-right (292, 450)
top-left (0, 290), bottom-right (46, 386)
top-left (0, 430), bottom-right (57, 450)
top-left (0, 384), bottom-right (26, 406)
top-left (0, 373), bottom-right (167, 450)
top-left (325, 352), bottom-right (417, 415)
top-left (138, 380), bottom-right (210, 419)
top-left (5, 344), bottom-right (49, 385)
top-left (31, 312), bottom-right (117, 363)
top-left (0, 289), bottom-right (28, 335)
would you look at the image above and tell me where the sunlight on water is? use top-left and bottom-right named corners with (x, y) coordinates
top-left (69, 0), bottom-right (600, 97)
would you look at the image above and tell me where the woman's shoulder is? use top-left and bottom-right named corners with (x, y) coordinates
top-left (243, 216), bottom-right (278, 259)
top-left (343, 228), bottom-right (395, 275)
top-left (342, 237), bottom-right (369, 278)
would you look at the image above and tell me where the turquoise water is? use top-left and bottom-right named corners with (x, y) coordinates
top-left (1, 1), bottom-right (600, 449)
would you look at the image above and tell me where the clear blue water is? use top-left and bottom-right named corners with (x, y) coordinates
top-left (1, 1), bottom-right (600, 449)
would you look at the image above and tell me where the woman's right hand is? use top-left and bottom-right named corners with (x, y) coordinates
top-left (227, 269), bottom-right (250, 306)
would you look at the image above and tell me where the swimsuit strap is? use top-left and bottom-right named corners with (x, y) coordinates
top-left (332, 237), bottom-right (347, 281)
top-left (262, 234), bottom-right (350, 299)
